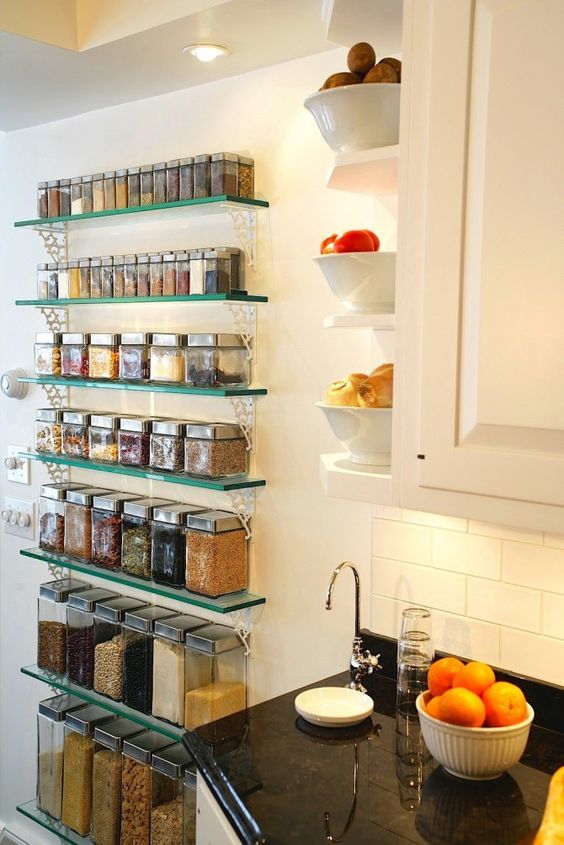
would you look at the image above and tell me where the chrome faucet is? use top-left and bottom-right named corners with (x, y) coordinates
top-left (325, 562), bottom-right (381, 693)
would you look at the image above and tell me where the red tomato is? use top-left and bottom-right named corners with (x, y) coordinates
top-left (320, 234), bottom-right (338, 254)
top-left (333, 230), bottom-right (375, 253)
top-left (362, 230), bottom-right (381, 251)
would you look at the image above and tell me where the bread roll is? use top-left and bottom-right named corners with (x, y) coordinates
top-left (325, 373), bottom-right (368, 406)
top-left (533, 767), bottom-right (564, 844)
top-left (371, 363), bottom-right (394, 380)
top-left (358, 364), bottom-right (394, 408)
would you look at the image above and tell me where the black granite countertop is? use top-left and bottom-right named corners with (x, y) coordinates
top-left (185, 672), bottom-right (564, 845)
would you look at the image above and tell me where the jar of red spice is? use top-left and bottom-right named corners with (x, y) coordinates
top-left (92, 493), bottom-right (141, 570)
top-left (61, 333), bottom-right (90, 378)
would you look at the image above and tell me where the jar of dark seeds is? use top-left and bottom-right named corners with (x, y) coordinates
top-left (185, 423), bottom-right (248, 478)
top-left (186, 511), bottom-right (247, 597)
top-left (211, 152), bottom-right (238, 196)
top-left (151, 744), bottom-right (193, 845)
top-left (122, 606), bottom-right (176, 714)
top-left (151, 504), bottom-right (206, 588)
top-left (66, 589), bottom-right (118, 688)
top-left (150, 420), bottom-right (187, 471)
top-left (92, 493), bottom-right (140, 570)
top-left (185, 333), bottom-right (250, 388)
top-left (35, 408), bottom-right (63, 455)
top-left (204, 249), bottom-right (236, 294)
top-left (118, 416), bottom-right (152, 466)
top-left (94, 597), bottom-right (145, 700)
top-left (62, 410), bottom-right (91, 458)
top-left (121, 498), bottom-right (173, 580)
top-left (64, 487), bottom-right (112, 562)
top-left (39, 482), bottom-right (86, 554)
top-left (38, 578), bottom-right (90, 675)
top-left (119, 332), bottom-right (150, 381)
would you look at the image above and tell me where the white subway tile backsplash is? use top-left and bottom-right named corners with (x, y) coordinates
top-left (500, 628), bottom-right (564, 686)
top-left (503, 541), bottom-right (564, 594)
top-left (432, 530), bottom-right (501, 579)
top-left (542, 592), bottom-right (564, 639)
top-left (372, 519), bottom-right (432, 565)
top-left (369, 595), bottom-right (406, 639)
top-left (467, 579), bottom-right (541, 632)
top-left (468, 521), bottom-right (543, 545)
top-left (544, 532), bottom-right (564, 549)
top-left (372, 556), bottom-right (466, 614)
top-left (403, 510), bottom-right (468, 532)
top-left (432, 610), bottom-right (501, 666)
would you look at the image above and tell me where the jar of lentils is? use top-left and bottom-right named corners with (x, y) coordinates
top-left (184, 423), bottom-right (247, 478)
top-left (93, 597), bottom-right (145, 700)
top-left (186, 511), bottom-right (247, 597)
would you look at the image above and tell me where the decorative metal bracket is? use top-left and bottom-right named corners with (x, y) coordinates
top-left (40, 307), bottom-right (68, 333)
top-left (34, 224), bottom-right (68, 262)
top-left (43, 461), bottom-right (69, 486)
top-left (227, 302), bottom-right (256, 361)
top-left (229, 396), bottom-right (256, 453)
top-left (41, 383), bottom-right (69, 410)
top-left (227, 209), bottom-right (257, 269)
top-left (226, 489), bottom-right (255, 541)
top-left (230, 610), bottom-right (252, 657)
top-left (47, 559), bottom-right (68, 582)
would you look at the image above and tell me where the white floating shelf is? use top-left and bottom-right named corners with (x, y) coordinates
top-left (327, 145), bottom-right (399, 196)
top-left (324, 313), bottom-right (395, 330)
top-left (320, 452), bottom-right (392, 504)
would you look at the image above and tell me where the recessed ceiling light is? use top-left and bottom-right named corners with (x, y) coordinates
top-left (182, 44), bottom-right (230, 62)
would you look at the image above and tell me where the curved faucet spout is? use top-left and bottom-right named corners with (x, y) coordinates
top-left (325, 561), bottom-right (361, 640)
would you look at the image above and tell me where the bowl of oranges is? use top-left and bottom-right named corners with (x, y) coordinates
top-left (416, 657), bottom-right (534, 781)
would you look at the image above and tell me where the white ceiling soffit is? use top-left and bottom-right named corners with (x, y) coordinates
top-left (323, 0), bottom-right (403, 55)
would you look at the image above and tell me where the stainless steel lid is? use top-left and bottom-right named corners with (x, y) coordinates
top-left (194, 154), bottom-right (211, 163)
top-left (185, 423), bottom-right (244, 441)
top-left (39, 578), bottom-right (90, 603)
top-left (94, 596), bottom-right (146, 623)
top-left (90, 413), bottom-right (120, 430)
top-left (57, 262), bottom-right (68, 269)
top-left (186, 333), bottom-right (244, 348)
top-left (37, 263), bottom-right (48, 270)
top-left (151, 419), bottom-right (187, 436)
top-left (153, 503), bottom-right (207, 525)
top-left (185, 623), bottom-right (242, 654)
top-left (114, 255), bottom-right (124, 264)
top-left (38, 182), bottom-right (48, 188)
top-left (166, 160), bottom-right (180, 167)
top-left (61, 333), bottom-right (89, 345)
top-left (119, 416), bottom-right (154, 433)
top-left (90, 258), bottom-right (102, 267)
top-left (39, 694), bottom-right (85, 722)
top-left (94, 718), bottom-right (143, 751)
top-left (103, 171), bottom-right (116, 178)
top-left (93, 492), bottom-right (141, 513)
top-left (137, 254), bottom-right (150, 264)
top-left (124, 254), bottom-right (137, 265)
top-left (162, 253), bottom-right (175, 262)
top-left (62, 410), bottom-right (90, 425)
top-left (140, 164), bottom-right (153, 173)
top-left (47, 262), bottom-right (58, 270)
top-left (101, 256), bottom-right (113, 266)
top-left (59, 178), bottom-right (70, 187)
top-left (211, 152), bottom-right (239, 163)
top-left (179, 157), bottom-right (194, 165)
top-left (79, 258), bottom-right (91, 267)
top-left (153, 161), bottom-right (166, 170)
top-left (123, 731), bottom-right (174, 763)
top-left (204, 249), bottom-right (233, 260)
top-left (39, 481), bottom-right (87, 501)
top-left (187, 510), bottom-right (242, 533)
top-left (151, 333), bottom-right (186, 347)
top-left (68, 260), bottom-right (79, 268)
top-left (238, 156), bottom-right (254, 166)
top-left (149, 254), bottom-right (163, 263)
top-left (70, 177), bottom-right (82, 185)
top-left (82, 174), bottom-right (93, 183)
top-left (128, 167), bottom-right (140, 175)
top-left (65, 704), bottom-right (115, 735)
top-left (190, 250), bottom-right (204, 260)
top-left (175, 252), bottom-right (189, 261)
top-left (36, 408), bottom-right (63, 423)
top-left (35, 332), bottom-right (61, 344)
top-left (47, 180), bottom-right (59, 187)
top-left (123, 497), bottom-right (173, 519)
top-left (154, 614), bottom-right (207, 643)
top-left (90, 333), bottom-right (120, 345)
top-left (68, 588), bottom-right (118, 612)
top-left (115, 169), bottom-right (127, 177)
top-left (151, 743), bottom-right (193, 779)
top-left (123, 605), bottom-right (177, 633)
top-left (92, 173), bottom-right (104, 180)
top-left (65, 487), bottom-right (111, 506)
top-left (120, 332), bottom-right (150, 345)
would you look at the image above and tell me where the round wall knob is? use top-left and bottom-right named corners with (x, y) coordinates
top-left (5, 457), bottom-right (18, 470)
top-left (0, 369), bottom-right (28, 400)
top-left (1, 509), bottom-right (11, 523)
top-left (9, 511), bottom-right (18, 525)
top-left (17, 513), bottom-right (31, 528)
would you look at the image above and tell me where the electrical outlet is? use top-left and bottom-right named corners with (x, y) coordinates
top-left (5, 444), bottom-right (30, 484)
top-left (2, 497), bottom-right (34, 540)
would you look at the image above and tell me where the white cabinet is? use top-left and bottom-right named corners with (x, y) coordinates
top-left (196, 774), bottom-right (242, 845)
top-left (396, 0), bottom-right (564, 531)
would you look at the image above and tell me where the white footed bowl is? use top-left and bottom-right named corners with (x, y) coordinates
top-left (317, 403), bottom-right (392, 466)
top-left (304, 84), bottom-right (401, 152)
top-left (416, 693), bottom-right (534, 781)
top-left (313, 252), bottom-right (396, 313)
top-left (295, 687), bottom-right (374, 727)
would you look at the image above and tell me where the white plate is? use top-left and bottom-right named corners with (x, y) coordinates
top-left (295, 687), bottom-right (374, 727)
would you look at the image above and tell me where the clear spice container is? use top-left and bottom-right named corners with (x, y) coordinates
top-left (47, 262), bottom-right (59, 299)
top-left (121, 732), bottom-right (175, 845)
top-left (70, 177), bottom-right (82, 214)
top-left (193, 154), bottom-right (211, 198)
top-left (68, 259), bottom-right (80, 298)
top-left (79, 258), bottom-right (91, 298)
top-left (185, 423), bottom-right (247, 478)
top-left (175, 252), bottom-right (190, 295)
top-left (122, 498), bottom-right (173, 579)
top-left (35, 331), bottom-right (61, 376)
top-left (38, 181), bottom-right (48, 218)
top-left (66, 589), bottom-right (118, 688)
top-left (61, 332), bottom-right (89, 378)
top-left (224, 246), bottom-right (242, 290)
top-left (82, 174), bottom-right (93, 213)
top-left (101, 255), bottom-right (114, 297)
top-left (211, 152), bottom-right (238, 196)
top-left (204, 249), bottom-right (236, 294)
top-left (137, 253), bottom-right (150, 296)
top-left (47, 180), bottom-right (60, 217)
top-left (140, 164), bottom-right (154, 205)
top-left (166, 160), bottom-right (180, 202)
top-left (39, 482), bottom-right (85, 554)
top-left (61, 705), bottom-right (116, 834)
top-left (149, 253), bottom-right (163, 296)
top-left (150, 334), bottom-right (186, 383)
top-left (152, 504), bottom-right (206, 588)
top-left (238, 156), bottom-right (255, 198)
top-left (38, 579), bottom-right (89, 675)
top-left (128, 167), bottom-right (140, 207)
top-left (64, 487), bottom-right (111, 561)
top-left (186, 511), bottom-right (247, 597)
top-left (37, 694), bottom-right (84, 820)
top-left (59, 178), bottom-right (71, 216)
top-left (35, 407), bottom-right (63, 454)
top-left (92, 493), bottom-right (140, 570)
top-left (90, 257), bottom-right (102, 297)
top-left (91, 719), bottom-right (144, 845)
top-left (179, 157), bottom-right (194, 200)
top-left (122, 606), bottom-right (176, 714)
top-left (57, 261), bottom-right (69, 298)
top-left (62, 410), bottom-right (91, 458)
top-left (153, 161), bottom-right (166, 204)
top-left (94, 597), bottom-right (145, 700)
top-left (124, 254), bottom-right (137, 297)
top-left (189, 250), bottom-right (204, 295)
top-left (89, 413), bottom-right (120, 463)
top-left (115, 169), bottom-right (128, 208)
top-left (113, 254), bottom-right (125, 297)
top-left (162, 252), bottom-right (176, 295)
top-left (151, 744), bottom-right (193, 845)
top-left (150, 420), bottom-right (187, 471)
top-left (119, 332), bottom-right (150, 380)
top-left (89, 332), bottom-right (120, 379)
top-left (185, 333), bottom-right (250, 388)
top-left (104, 171), bottom-right (116, 210)
top-left (153, 615), bottom-right (207, 725)
top-left (118, 416), bottom-right (152, 466)
top-left (37, 262), bottom-right (49, 299)
top-left (184, 624), bottom-right (246, 730)
top-left (92, 173), bottom-right (104, 212)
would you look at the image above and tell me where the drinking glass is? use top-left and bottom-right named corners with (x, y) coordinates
top-left (396, 607), bottom-right (434, 765)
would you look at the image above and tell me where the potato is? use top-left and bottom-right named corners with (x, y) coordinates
top-left (322, 72), bottom-right (362, 90)
top-left (363, 63), bottom-right (397, 84)
top-left (379, 57), bottom-right (402, 82)
top-left (347, 42), bottom-right (376, 75)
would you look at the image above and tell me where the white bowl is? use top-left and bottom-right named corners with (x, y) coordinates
top-left (304, 84), bottom-right (401, 152)
top-left (317, 403), bottom-right (392, 466)
top-left (295, 687), bottom-right (374, 727)
top-left (416, 692), bottom-right (534, 781)
top-left (313, 252), bottom-right (396, 313)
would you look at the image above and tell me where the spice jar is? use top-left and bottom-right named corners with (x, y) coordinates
top-left (122, 498), bottom-right (173, 579)
top-left (82, 174), bottom-right (93, 213)
top-left (35, 408), bottom-right (63, 455)
top-left (91, 719), bottom-right (144, 845)
top-left (59, 178), bottom-right (71, 216)
top-left (38, 579), bottom-right (89, 675)
top-left (151, 504), bottom-right (206, 588)
top-left (104, 171), bottom-right (116, 210)
top-left (150, 420), bottom-right (187, 472)
top-left (70, 177), bottom-right (82, 215)
top-left (119, 332), bottom-right (150, 381)
top-left (64, 487), bottom-right (111, 562)
top-left (137, 253), bottom-right (150, 296)
top-left (89, 413), bottom-right (120, 463)
top-left (184, 624), bottom-right (246, 730)
top-left (162, 252), bottom-right (176, 295)
top-left (113, 254), bottom-right (125, 297)
top-left (153, 161), bottom-right (166, 204)
top-left (101, 255), bottom-right (114, 298)
top-left (39, 482), bottom-right (85, 554)
top-left (175, 252), bottom-right (190, 295)
top-left (61, 332), bottom-right (89, 378)
top-left (189, 250), bottom-right (205, 295)
top-left (66, 589), bottom-right (118, 688)
top-left (166, 160), bottom-right (180, 202)
top-left (37, 694), bottom-right (84, 821)
top-left (224, 246), bottom-right (242, 290)
top-left (238, 156), bottom-right (255, 198)
top-left (128, 167), bottom-right (140, 207)
top-left (211, 152), bottom-right (239, 196)
top-left (61, 704), bottom-right (116, 834)
top-left (185, 333), bottom-right (250, 388)
top-left (62, 410), bottom-right (91, 458)
top-left (123, 254), bottom-right (137, 297)
top-left (47, 262), bottom-right (59, 299)
top-left (140, 164), bottom-right (154, 205)
top-left (204, 249), bottom-right (236, 294)
top-left (35, 331), bottom-right (62, 376)
top-left (151, 744), bottom-right (193, 845)
top-left (79, 258), bottom-right (91, 298)
top-left (121, 732), bottom-right (175, 845)
top-left (186, 511), bottom-right (247, 597)
top-left (149, 253), bottom-right (163, 296)
top-left (90, 257), bottom-right (102, 297)
top-left (94, 597), bottom-right (145, 699)
top-left (37, 263), bottom-right (49, 299)
top-left (122, 606), bottom-right (176, 714)
top-left (193, 154), bottom-right (211, 198)
top-left (89, 332), bottom-right (120, 379)
top-left (92, 173), bottom-right (104, 212)
top-left (185, 423), bottom-right (247, 478)
top-left (150, 334), bottom-right (186, 383)
top-left (92, 492), bottom-right (140, 570)
top-left (47, 180), bottom-right (60, 217)
top-left (118, 416), bottom-right (152, 466)
top-left (179, 157), bottom-right (194, 200)
top-left (57, 261), bottom-right (69, 299)
top-left (38, 181), bottom-right (48, 218)
top-left (153, 615), bottom-right (207, 725)
top-left (115, 169), bottom-right (128, 208)
top-left (68, 259), bottom-right (80, 298)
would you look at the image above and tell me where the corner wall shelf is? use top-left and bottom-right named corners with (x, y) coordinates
top-left (323, 313), bottom-right (395, 330)
top-left (16, 293), bottom-right (268, 306)
top-left (18, 375), bottom-right (267, 398)
top-left (327, 145), bottom-right (399, 196)
top-left (320, 452), bottom-right (392, 504)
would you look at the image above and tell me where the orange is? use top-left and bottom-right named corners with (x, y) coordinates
top-left (438, 687), bottom-right (486, 727)
top-left (425, 695), bottom-right (442, 720)
top-left (452, 661), bottom-right (496, 697)
top-left (427, 656), bottom-right (465, 697)
top-left (482, 682), bottom-right (528, 727)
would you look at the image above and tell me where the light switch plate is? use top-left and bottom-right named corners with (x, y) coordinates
top-left (6, 444), bottom-right (30, 484)
top-left (2, 497), bottom-right (34, 540)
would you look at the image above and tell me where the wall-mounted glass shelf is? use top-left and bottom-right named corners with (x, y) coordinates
top-left (23, 451), bottom-right (266, 492)
top-left (18, 800), bottom-right (91, 845)
top-left (16, 292), bottom-right (268, 306)
top-left (21, 548), bottom-right (266, 613)
top-left (19, 375), bottom-right (267, 397)
top-left (14, 195), bottom-right (269, 229)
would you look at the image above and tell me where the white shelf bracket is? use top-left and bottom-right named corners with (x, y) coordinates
top-left (227, 303), bottom-right (256, 362)
top-left (34, 225), bottom-right (68, 262)
top-left (40, 307), bottom-right (68, 333)
top-left (226, 488), bottom-right (256, 541)
top-left (229, 396), bottom-right (256, 454)
top-left (41, 383), bottom-right (69, 410)
top-left (230, 610), bottom-right (252, 657)
top-left (227, 209), bottom-right (257, 270)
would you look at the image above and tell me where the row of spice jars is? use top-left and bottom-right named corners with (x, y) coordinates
top-left (34, 331), bottom-right (251, 387)
top-left (37, 154), bottom-right (255, 218)
top-left (39, 483), bottom-right (248, 595)
top-left (36, 410), bottom-right (249, 477)
top-left (37, 694), bottom-right (198, 844)
top-left (36, 246), bottom-right (242, 300)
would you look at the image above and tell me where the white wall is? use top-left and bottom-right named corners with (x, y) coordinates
top-left (0, 50), bottom-right (401, 841)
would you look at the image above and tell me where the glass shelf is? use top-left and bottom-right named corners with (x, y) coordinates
top-left (14, 195), bottom-right (269, 229)
top-left (21, 548), bottom-right (266, 613)
top-left (19, 375), bottom-right (267, 397)
top-left (16, 292), bottom-right (268, 306)
top-left (23, 451), bottom-right (266, 492)
top-left (18, 801), bottom-right (92, 845)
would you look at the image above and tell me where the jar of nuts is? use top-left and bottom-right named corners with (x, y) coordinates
top-left (121, 732), bottom-right (177, 844)
top-left (184, 423), bottom-right (248, 479)
top-left (92, 493), bottom-right (141, 570)
top-left (61, 333), bottom-right (90, 378)
top-left (89, 333), bottom-right (120, 379)
top-left (150, 420), bottom-right (187, 472)
top-left (186, 511), bottom-right (247, 597)
top-left (35, 332), bottom-right (62, 376)
top-left (150, 743), bottom-right (193, 845)
top-left (121, 498), bottom-right (173, 580)
top-left (93, 597), bottom-right (145, 701)
top-left (62, 410), bottom-right (91, 459)
top-left (64, 487), bottom-right (112, 562)
top-left (88, 413), bottom-right (120, 463)
top-left (35, 408), bottom-right (63, 455)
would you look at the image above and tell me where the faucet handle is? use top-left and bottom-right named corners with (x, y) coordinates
top-left (363, 650), bottom-right (382, 672)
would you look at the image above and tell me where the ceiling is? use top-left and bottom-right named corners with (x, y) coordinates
top-left (0, 0), bottom-right (403, 131)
